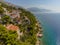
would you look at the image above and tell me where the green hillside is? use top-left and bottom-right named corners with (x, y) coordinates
top-left (0, 2), bottom-right (43, 45)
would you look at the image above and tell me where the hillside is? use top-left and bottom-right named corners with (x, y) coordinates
top-left (0, 1), bottom-right (43, 45)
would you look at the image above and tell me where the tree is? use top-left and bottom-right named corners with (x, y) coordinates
top-left (0, 5), bottom-right (4, 14)
top-left (1, 15), bottom-right (11, 24)
top-left (0, 24), bottom-right (19, 45)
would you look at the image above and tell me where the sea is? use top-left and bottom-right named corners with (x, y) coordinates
top-left (34, 13), bottom-right (60, 45)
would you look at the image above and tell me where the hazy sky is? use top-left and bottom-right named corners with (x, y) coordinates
top-left (5, 0), bottom-right (60, 13)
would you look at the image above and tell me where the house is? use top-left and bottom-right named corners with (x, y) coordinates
top-left (3, 8), bottom-right (20, 19)
top-left (14, 18), bottom-right (21, 24)
top-left (6, 24), bottom-right (23, 39)
top-left (37, 32), bottom-right (43, 38)
top-left (9, 10), bottom-right (20, 19)
top-left (6, 24), bottom-right (19, 31)
top-left (3, 8), bottom-right (9, 15)
top-left (10, 14), bottom-right (18, 19)
top-left (24, 16), bottom-right (30, 24)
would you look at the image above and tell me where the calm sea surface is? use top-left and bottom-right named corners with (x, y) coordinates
top-left (34, 13), bottom-right (60, 45)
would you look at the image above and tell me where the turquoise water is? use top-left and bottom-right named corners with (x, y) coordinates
top-left (35, 13), bottom-right (57, 45)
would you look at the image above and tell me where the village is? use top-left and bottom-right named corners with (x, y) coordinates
top-left (0, 2), bottom-right (43, 45)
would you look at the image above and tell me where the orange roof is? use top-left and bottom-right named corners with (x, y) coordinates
top-left (6, 24), bottom-right (19, 31)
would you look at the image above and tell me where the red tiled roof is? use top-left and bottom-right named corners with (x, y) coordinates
top-left (6, 24), bottom-right (19, 31)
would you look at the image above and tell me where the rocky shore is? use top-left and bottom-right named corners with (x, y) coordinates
top-left (35, 21), bottom-right (43, 45)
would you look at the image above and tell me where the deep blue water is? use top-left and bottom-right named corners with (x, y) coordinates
top-left (35, 13), bottom-right (60, 45)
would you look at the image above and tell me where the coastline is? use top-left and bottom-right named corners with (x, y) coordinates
top-left (35, 19), bottom-right (43, 45)
top-left (34, 14), bottom-right (57, 45)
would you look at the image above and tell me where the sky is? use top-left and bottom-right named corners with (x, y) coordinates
top-left (5, 0), bottom-right (60, 13)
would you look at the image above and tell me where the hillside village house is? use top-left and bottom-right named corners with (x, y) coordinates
top-left (3, 8), bottom-right (22, 24)
top-left (24, 16), bottom-right (30, 24)
top-left (9, 10), bottom-right (20, 19)
top-left (6, 24), bottom-right (23, 39)
top-left (3, 8), bottom-right (20, 19)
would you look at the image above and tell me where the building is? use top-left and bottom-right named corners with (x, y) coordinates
top-left (6, 24), bottom-right (19, 31)
top-left (9, 10), bottom-right (20, 19)
top-left (37, 32), bottom-right (43, 38)
top-left (6, 24), bottom-right (23, 39)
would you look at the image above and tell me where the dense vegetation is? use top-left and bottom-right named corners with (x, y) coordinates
top-left (0, 2), bottom-right (42, 45)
